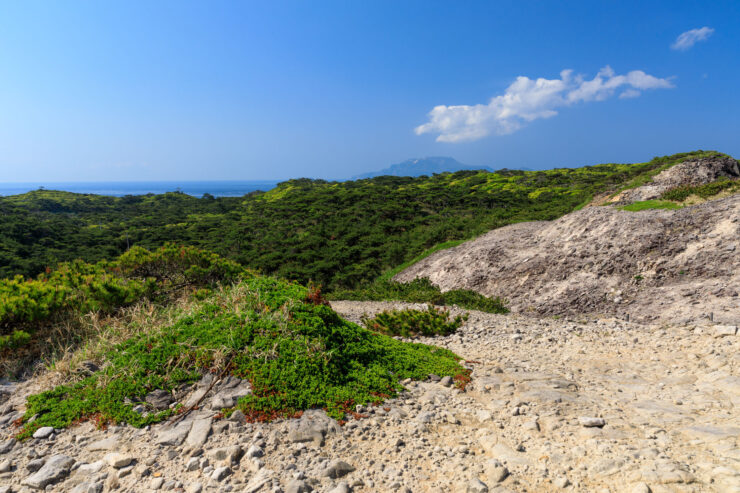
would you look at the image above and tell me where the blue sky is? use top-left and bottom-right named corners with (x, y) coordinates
top-left (1, 1), bottom-right (738, 181)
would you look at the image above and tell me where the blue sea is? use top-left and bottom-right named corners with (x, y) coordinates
top-left (0, 180), bottom-right (280, 198)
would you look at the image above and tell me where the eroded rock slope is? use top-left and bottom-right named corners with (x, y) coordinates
top-left (395, 193), bottom-right (739, 324)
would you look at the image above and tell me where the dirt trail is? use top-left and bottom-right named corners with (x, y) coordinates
top-left (331, 301), bottom-right (740, 493)
top-left (1, 302), bottom-right (736, 493)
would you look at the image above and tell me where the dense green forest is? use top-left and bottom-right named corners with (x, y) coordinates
top-left (0, 151), bottom-right (728, 291)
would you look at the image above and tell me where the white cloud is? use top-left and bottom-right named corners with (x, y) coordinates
top-left (619, 89), bottom-right (641, 99)
top-left (415, 66), bottom-right (674, 143)
top-left (671, 27), bottom-right (714, 51)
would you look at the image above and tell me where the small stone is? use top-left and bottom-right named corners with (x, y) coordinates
top-left (631, 482), bottom-right (651, 493)
top-left (26, 458), bottom-right (45, 472)
top-left (105, 474), bottom-right (120, 490)
top-left (151, 477), bottom-right (165, 489)
top-left (321, 459), bottom-right (355, 479)
top-left (211, 466), bottom-right (231, 481)
top-left (523, 419), bottom-right (540, 432)
top-left (554, 476), bottom-right (570, 488)
top-left (328, 482), bottom-right (350, 493)
top-left (0, 460), bottom-right (10, 473)
top-left (287, 409), bottom-right (339, 446)
top-left (714, 325), bottom-right (738, 337)
top-left (32, 427), bottom-right (54, 439)
top-left (70, 482), bottom-right (104, 493)
top-left (440, 376), bottom-right (453, 387)
top-left (488, 466), bottom-right (509, 483)
top-left (145, 389), bottom-right (174, 410)
top-left (75, 460), bottom-right (105, 476)
top-left (229, 409), bottom-right (246, 423)
top-left (285, 479), bottom-right (312, 493)
top-left (0, 439), bottom-right (15, 454)
top-left (185, 457), bottom-right (199, 472)
top-left (185, 418), bottom-right (212, 449)
top-left (186, 482), bottom-right (203, 493)
top-left (246, 445), bottom-right (264, 459)
top-left (467, 478), bottom-right (489, 493)
top-left (208, 445), bottom-right (243, 465)
top-left (579, 416), bottom-right (605, 428)
top-left (87, 436), bottom-right (120, 451)
top-left (104, 452), bottom-right (133, 469)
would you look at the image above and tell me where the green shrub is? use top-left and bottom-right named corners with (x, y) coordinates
top-left (0, 330), bottom-right (31, 350)
top-left (116, 244), bottom-right (250, 285)
top-left (361, 305), bottom-right (468, 338)
top-left (329, 278), bottom-right (508, 314)
top-left (18, 278), bottom-right (465, 438)
top-left (661, 179), bottom-right (740, 202)
top-left (0, 244), bottom-right (252, 358)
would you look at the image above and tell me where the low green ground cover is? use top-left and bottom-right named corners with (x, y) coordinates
top-left (14, 249), bottom-right (465, 439)
top-left (618, 200), bottom-right (684, 211)
top-left (362, 305), bottom-right (468, 338)
top-left (661, 178), bottom-right (740, 201)
top-left (328, 278), bottom-right (508, 314)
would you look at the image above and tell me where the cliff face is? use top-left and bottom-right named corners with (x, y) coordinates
top-left (396, 158), bottom-right (740, 324)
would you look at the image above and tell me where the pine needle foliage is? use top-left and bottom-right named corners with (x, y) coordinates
top-left (362, 305), bottom-right (468, 338)
top-left (330, 278), bottom-right (508, 314)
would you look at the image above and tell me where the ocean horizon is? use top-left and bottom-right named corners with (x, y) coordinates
top-left (0, 180), bottom-right (280, 198)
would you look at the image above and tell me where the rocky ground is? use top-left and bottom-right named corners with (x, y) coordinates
top-left (607, 156), bottom-right (739, 205)
top-left (394, 193), bottom-right (740, 325)
top-left (0, 302), bottom-right (737, 493)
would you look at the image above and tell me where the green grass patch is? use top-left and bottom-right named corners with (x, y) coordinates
top-left (17, 272), bottom-right (465, 439)
top-left (328, 278), bottom-right (508, 314)
top-left (619, 200), bottom-right (683, 212)
top-left (362, 306), bottom-right (468, 338)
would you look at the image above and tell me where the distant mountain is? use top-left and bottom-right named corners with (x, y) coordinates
top-left (353, 157), bottom-right (493, 179)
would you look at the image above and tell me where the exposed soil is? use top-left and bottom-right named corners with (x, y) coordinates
top-left (1, 303), bottom-right (737, 493)
top-left (395, 193), bottom-right (739, 325)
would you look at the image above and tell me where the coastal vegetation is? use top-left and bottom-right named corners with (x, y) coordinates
top-left (7, 247), bottom-right (464, 438)
top-left (2, 151), bottom-right (730, 296)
